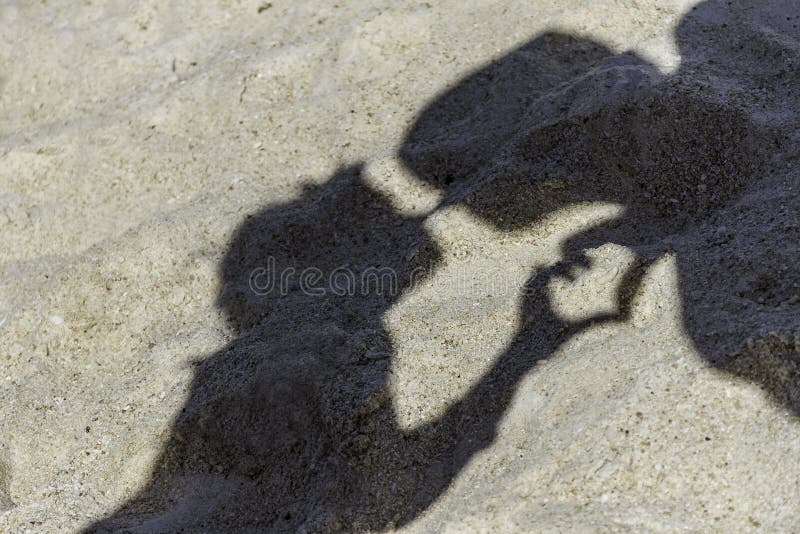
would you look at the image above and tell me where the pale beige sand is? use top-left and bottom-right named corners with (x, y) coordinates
top-left (1, 0), bottom-right (799, 531)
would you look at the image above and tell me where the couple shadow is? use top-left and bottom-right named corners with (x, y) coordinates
top-left (93, 0), bottom-right (798, 531)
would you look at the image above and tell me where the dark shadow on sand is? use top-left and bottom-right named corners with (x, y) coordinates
top-left (90, 1), bottom-right (798, 531)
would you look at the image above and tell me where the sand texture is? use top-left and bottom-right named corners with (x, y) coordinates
top-left (1, 0), bottom-right (799, 531)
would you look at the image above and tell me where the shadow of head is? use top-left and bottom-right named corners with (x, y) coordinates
top-left (399, 1), bottom-right (767, 242)
top-left (215, 163), bottom-right (440, 336)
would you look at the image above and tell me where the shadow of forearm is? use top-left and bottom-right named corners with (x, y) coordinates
top-left (393, 257), bottom-right (653, 522)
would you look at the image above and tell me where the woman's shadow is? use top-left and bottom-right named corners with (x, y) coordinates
top-left (91, 0), bottom-right (798, 531)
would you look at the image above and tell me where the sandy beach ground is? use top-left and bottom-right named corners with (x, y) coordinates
top-left (1, 0), bottom-right (799, 531)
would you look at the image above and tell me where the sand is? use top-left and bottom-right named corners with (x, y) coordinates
top-left (0, 0), bottom-right (799, 531)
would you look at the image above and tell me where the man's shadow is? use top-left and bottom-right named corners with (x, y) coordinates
top-left (90, 0), bottom-right (798, 531)
top-left (401, 0), bottom-right (798, 409)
